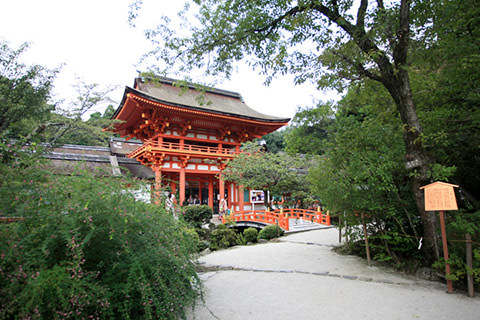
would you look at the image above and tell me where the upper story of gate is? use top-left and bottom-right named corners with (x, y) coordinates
top-left (107, 76), bottom-right (290, 167)
top-left (109, 76), bottom-right (289, 142)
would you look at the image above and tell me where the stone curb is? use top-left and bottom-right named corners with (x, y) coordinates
top-left (196, 263), bottom-right (425, 288)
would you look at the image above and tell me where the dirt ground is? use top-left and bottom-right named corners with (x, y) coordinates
top-left (187, 227), bottom-right (480, 320)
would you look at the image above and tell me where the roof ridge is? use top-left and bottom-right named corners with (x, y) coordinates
top-left (136, 76), bottom-right (243, 100)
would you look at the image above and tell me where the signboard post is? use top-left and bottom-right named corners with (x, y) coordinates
top-left (420, 182), bottom-right (459, 293)
top-left (249, 190), bottom-right (265, 204)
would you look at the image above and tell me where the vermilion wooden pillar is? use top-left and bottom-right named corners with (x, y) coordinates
top-left (219, 175), bottom-right (225, 205)
top-left (154, 166), bottom-right (162, 205)
top-left (229, 183), bottom-right (235, 211)
top-left (179, 167), bottom-right (186, 206)
top-left (208, 176), bottom-right (214, 208)
top-left (239, 185), bottom-right (244, 211)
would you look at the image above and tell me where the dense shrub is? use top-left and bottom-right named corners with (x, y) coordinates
top-left (182, 205), bottom-right (213, 228)
top-left (0, 160), bottom-right (200, 319)
top-left (236, 232), bottom-right (248, 246)
top-left (258, 225), bottom-right (284, 241)
top-left (433, 209), bottom-right (480, 286)
top-left (243, 227), bottom-right (258, 243)
top-left (209, 225), bottom-right (237, 250)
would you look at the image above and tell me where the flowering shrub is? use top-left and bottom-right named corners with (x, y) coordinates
top-left (0, 159), bottom-right (199, 319)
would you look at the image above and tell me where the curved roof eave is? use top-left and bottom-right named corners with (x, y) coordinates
top-left (113, 86), bottom-right (291, 124)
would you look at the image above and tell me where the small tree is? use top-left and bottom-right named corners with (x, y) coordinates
top-left (222, 142), bottom-right (310, 209)
top-left (258, 225), bottom-right (284, 241)
top-left (47, 79), bottom-right (117, 146)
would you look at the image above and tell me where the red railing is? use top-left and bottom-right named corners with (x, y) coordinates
top-left (222, 208), bottom-right (330, 231)
top-left (0, 217), bottom-right (24, 223)
top-left (128, 139), bottom-right (239, 158)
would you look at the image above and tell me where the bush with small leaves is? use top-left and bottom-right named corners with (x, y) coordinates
top-left (0, 161), bottom-right (200, 319)
top-left (258, 225), bottom-right (284, 241)
top-left (181, 205), bottom-right (213, 228)
top-left (236, 233), bottom-right (248, 245)
top-left (209, 225), bottom-right (237, 250)
top-left (243, 227), bottom-right (258, 243)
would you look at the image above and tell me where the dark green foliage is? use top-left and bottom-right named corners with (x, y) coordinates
top-left (0, 41), bottom-right (56, 138)
top-left (258, 225), bottom-right (284, 241)
top-left (0, 152), bottom-right (200, 319)
top-left (308, 80), bottom-right (425, 268)
top-left (0, 41), bottom-right (116, 147)
top-left (432, 210), bottom-right (480, 285)
top-left (235, 232), bottom-right (248, 246)
top-left (53, 105), bottom-right (117, 146)
top-left (209, 225), bottom-right (237, 250)
top-left (243, 227), bottom-right (258, 243)
top-left (181, 205), bottom-right (213, 228)
top-left (412, 0), bottom-right (480, 206)
top-left (285, 104), bottom-right (335, 156)
top-left (260, 130), bottom-right (286, 153)
top-left (223, 142), bottom-right (311, 209)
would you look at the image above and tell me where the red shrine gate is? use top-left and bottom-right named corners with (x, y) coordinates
top-left (109, 77), bottom-right (289, 211)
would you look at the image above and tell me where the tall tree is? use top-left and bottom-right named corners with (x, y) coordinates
top-left (285, 103), bottom-right (334, 155)
top-left (0, 41), bottom-right (56, 138)
top-left (47, 80), bottom-right (117, 146)
top-left (412, 0), bottom-right (480, 207)
top-left (132, 0), bottom-right (440, 261)
top-left (260, 129), bottom-right (286, 153)
top-left (309, 79), bottom-right (424, 264)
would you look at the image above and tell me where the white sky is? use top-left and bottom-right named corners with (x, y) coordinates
top-left (0, 0), bottom-right (338, 120)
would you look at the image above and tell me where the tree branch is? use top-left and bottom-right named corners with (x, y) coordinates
top-left (335, 51), bottom-right (382, 82)
top-left (310, 1), bottom-right (395, 84)
top-left (204, 5), bottom-right (305, 51)
top-left (394, 0), bottom-right (411, 67)
top-left (357, 0), bottom-right (369, 30)
top-left (376, 0), bottom-right (396, 55)
top-left (24, 122), bottom-right (64, 143)
top-left (377, 0), bottom-right (385, 10)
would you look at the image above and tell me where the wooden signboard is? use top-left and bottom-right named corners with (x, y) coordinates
top-left (420, 181), bottom-right (459, 211)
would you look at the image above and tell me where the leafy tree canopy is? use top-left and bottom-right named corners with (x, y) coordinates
top-left (222, 142), bottom-right (310, 207)
top-left (132, 0), bottom-right (478, 262)
top-left (34, 81), bottom-right (118, 146)
top-left (258, 129), bottom-right (286, 153)
top-left (285, 102), bottom-right (335, 155)
top-left (0, 41), bottom-right (57, 138)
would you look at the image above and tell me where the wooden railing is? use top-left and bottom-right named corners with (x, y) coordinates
top-left (128, 139), bottom-right (239, 158)
top-left (222, 208), bottom-right (330, 231)
top-left (0, 217), bottom-right (24, 223)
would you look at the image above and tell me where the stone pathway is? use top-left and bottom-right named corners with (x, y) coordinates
top-left (187, 227), bottom-right (480, 320)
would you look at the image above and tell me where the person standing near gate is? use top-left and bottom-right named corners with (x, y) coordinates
top-left (219, 198), bottom-right (227, 220)
top-left (165, 192), bottom-right (175, 215)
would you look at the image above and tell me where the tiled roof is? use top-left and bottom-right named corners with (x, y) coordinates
top-left (117, 76), bottom-right (290, 123)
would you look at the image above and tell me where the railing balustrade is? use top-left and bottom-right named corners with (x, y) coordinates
top-left (128, 139), bottom-right (239, 158)
top-left (222, 208), bottom-right (330, 231)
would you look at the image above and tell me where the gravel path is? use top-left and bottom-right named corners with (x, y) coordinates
top-left (187, 227), bottom-right (480, 320)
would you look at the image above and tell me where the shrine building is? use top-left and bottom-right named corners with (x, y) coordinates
top-left (109, 77), bottom-right (289, 212)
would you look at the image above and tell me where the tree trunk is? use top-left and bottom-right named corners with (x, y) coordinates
top-left (336, 0), bottom-right (439, 263)
top-left (383, 72), bottom-right (439, 263)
